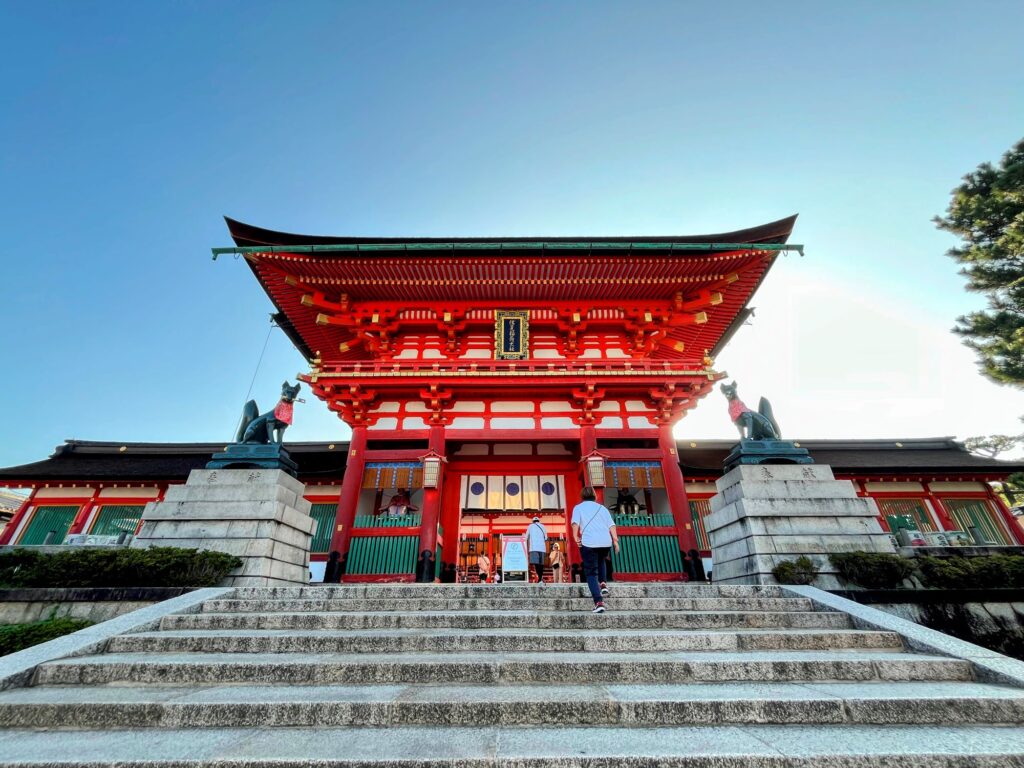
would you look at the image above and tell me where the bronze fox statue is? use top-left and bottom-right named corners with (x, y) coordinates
top-left (236, 381), bottom-right (301, 444)
top-left (720, 380), bottom-right (781, 441)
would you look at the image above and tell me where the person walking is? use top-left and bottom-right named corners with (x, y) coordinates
top-left (549, 542), bottom-right (567, 583)
top-left (477, 552), bottom-right (491, 583)
top-left (526, 516), bottom-right (548, 584)
top-left (571, 486), bottom-right (619, 613)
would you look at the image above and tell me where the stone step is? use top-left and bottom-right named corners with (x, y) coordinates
top-left (229, 584), bottom-right (787, 599)
top-left (199, 596), bottom-right (816, 613)
top-left (106, 628), bottom-right (902, 655)
top-left (3, 723), bottom-right (1024, 765)
top-left (3, 681), bottom-right (1023, 729)
top-left (34, 650), bottom-right (972, 686)
top-left (162, 609), bottom-right (854, 632)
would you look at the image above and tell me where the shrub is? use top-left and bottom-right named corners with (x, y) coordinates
top-left (917, 554), bottom-right (1024, 589)
top-left (829, 551), bottom-right (916, 590)
top-left (772, 556), bottom-right (818, 585)
top-left (0, 547), bottom-right (242, 588)
top-left (0, 616), bottom-right (93, 656)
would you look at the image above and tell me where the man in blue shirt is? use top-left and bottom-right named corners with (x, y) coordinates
top-left (526, 516), bottom-right (548, 584)
top-left (571, 487), bottom-right (620, 613)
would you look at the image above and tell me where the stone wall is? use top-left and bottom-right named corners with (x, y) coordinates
top-left (0, 588), bottom-right (193, 625)
top-left (834, 589), bottom-right (1024, 661)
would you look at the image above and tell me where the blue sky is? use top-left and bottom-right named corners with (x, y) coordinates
top-left (2, 1), bottom-right (1023, 467)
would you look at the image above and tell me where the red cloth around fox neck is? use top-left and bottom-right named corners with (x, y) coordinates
top-left (274, 400), bottom-right (294, 425)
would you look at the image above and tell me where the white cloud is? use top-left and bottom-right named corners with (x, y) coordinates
top-left (677, 262), bottom-right (1024, 457)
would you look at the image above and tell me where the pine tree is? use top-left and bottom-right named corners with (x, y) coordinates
top-left (935, 138), bottom-right (1024, 385)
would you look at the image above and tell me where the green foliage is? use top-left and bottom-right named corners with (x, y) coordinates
top-left (917, 554), bottom-right (1024, 589)
top-left (0, 616), bottom-right (93, 656)
top-left (771, 556), bottom-right (818, 585)
top-left (829, 551), bottom-right (916, 590)
top-left (0, 547), bottom-right (242, 588)
top-left (934, 138), bottom-right (1024, 386)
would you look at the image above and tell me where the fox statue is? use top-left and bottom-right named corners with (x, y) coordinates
top-left (720, 380), bottom-right (781, 441)
top-left (236, 381), bottom-right (302, 444)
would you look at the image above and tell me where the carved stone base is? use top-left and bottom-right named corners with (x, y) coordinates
top-left (705, 464), bottom-right (896, 588)
top-left (131, 468), bottom-right (313, 587)
top-left (206, 444), bottom-right (298, 476)
top-left (723, 439), bottom-right (813, 471)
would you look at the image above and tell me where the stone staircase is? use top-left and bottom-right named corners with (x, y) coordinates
top-left (3, 583), bottom-right (1024, 766)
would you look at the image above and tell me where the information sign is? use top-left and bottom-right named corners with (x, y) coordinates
top-left (501, 534), bottom-right (528, 582)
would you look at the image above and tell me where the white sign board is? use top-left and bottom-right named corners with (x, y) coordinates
top-left (501, 534), bottom-right (528, 582)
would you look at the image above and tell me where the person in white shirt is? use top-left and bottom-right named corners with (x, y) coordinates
top-left (477, 552), bottom-right (491, 583)
top-left (526, 516), bottom-right (548, 584)
top-left (571, 486), bottom-right (619, 612)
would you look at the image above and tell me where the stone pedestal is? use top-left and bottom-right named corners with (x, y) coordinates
top-left (131, 469), bottom-right (314, 587)
top-left (705, 464), bottom-right (896, 589)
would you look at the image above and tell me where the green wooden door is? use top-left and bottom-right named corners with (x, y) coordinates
top-left (309, 503), bottom-right (337, 553)
top-left (19, 505), bottom-right (79, 545)
top-left (89, 505), bottom-right (144, 536)
top-left (876, 498), bottom-right (936, 533)
top-left (944, 498), bottom-right (1011, 545)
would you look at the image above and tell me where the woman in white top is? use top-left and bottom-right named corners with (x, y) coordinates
top-left (477, 553), bottom-right (491, 583)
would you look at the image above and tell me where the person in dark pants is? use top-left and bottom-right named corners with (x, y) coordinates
top-left (571, 486), bottom-right (619, 613)
top-left (526, 516), bottom-right (548, 584)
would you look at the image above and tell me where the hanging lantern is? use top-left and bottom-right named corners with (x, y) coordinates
top-left (419, 450), bottom-right (446, 488)
top-left (582, 451), bottom-right (607, 488)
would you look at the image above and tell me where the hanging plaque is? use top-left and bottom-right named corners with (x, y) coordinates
top-left (495, 310), bottom-right (529, 360)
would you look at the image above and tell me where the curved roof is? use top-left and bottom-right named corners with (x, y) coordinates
top-left (222, 216), bottom-right (800, 363)
top-left (225, 215), bottom-right (799, 250)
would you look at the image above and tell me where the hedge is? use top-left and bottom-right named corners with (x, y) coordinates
top-left (0, 616), bottom-right (93, 656)
top-left (772, 556), bottom-right (818, 585)
top-left (917, 554), bottom-right (1024, 590)
top-left (829, 552), bottom-right (917, 590)
top-left (0, 547), bottom-right (242, 588)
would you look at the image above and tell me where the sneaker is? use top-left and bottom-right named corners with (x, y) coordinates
top-left (592, 602), bottom-right (606, 614)
top-left (600, 582), bottom-right (610, 596)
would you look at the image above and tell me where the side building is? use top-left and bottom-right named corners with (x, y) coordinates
top-left (0, 437), bottom-right (1019, 581)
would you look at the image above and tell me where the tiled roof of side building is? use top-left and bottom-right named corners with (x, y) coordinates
top-left (677, 437), bottom-right (1024, 475)
top-left (0, 437), bottom-right (1020, 485)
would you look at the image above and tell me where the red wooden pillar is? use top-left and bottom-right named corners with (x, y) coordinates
top-left (329, 425), bottom-right (368, 571)
top-left (563, 466), bottom-right (583, 568)
top-left (988, 484), bottom-right (1024, 545)
top-left (923, 483), bottom-right (957, 532)
top-left (67, 488), bottom-right (100, 535)
top-left (417, 425), bottom-right (446, 579)
top-left (658, 425), bottom-right (698, 554)
top-left (0, 491), bottom-right (35, 545)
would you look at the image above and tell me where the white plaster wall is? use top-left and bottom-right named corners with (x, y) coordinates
top-left (34, 487), bottom-right (93, 498)
top-left (450, 401), bottom-right (485, 412)
top-left (596, 417), bottom-right (624, 429)
top-left (492, 402), bottom-right (535, 413)
top-left (864, 482), bottom-right (926, 492)
top-left (491, 418), bottom-right (535, 429)
top-left (540, 417), bottom-right (575, 429)
top-left (929, 482), bottom-right (989, 492)
top-left (99, 487), bottom-right (160, 498)
top-left (402, 417), bottom-right (428, 429)
top-left (368, 417), bottom-right (399, 431)
top-left (540, 401), bottom-right (573, 412)
top-left (450, 418), bottom-right (486, 429)
top-left (686, 483), bottom-right (717, 494)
